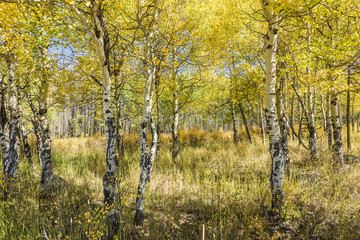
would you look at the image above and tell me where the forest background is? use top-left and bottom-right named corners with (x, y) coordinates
top-left (1, 0), bottom-right (360, 239)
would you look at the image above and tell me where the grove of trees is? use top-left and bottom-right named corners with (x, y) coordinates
top-left (1, 0), bottom-right (360, 239)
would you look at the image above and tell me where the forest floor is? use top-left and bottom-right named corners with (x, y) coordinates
top-left (1, 128), bottom-right (360, 239)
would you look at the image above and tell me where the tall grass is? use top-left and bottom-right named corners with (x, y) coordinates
top-left (1, 128), bottom-right (360, 239)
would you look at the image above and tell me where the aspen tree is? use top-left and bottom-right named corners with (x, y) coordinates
top-left (229, 56), bottom-right (239, 144)
top-left (0, 52), bottom-right (20, 185)
top-left (260, 0), bottom-right (285, 218)
top-left (69, 1), bottom-right (121, 235)
top-left (330, 87), bottom-right (344, 164)
top-left (134, 0), bottom-right (159, 226)
top-left (276, 75), bottom-right (289, 175)
top-left (0, 73), bottom-right (8, 170)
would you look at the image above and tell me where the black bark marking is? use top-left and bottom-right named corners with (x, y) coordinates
top-left (274, 159), bottom-right (281, 172)
top-left (103, 171), bottom-right (116, 205)
top-left (95, 29), bottom-right (101, 38)
top-left (272, 141), bottom-right (280, 158)
top-left (41, 161), bottom-right (53, 185)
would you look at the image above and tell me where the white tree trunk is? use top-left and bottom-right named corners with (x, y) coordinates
top-left (260, 97), bottom-right (266, 145)
top-left (26, 90), bottom-right (42, 164)
top-left (70, 2), bottom-right (119, 235)
top-left (307, 86), bottom-right (319, 161)
top-left (19, 103), bottom-right (32, 166)
top-left (346, 69), bottom-right (351, 150)
top-left (330, 89), bottom-right (344, 164)
top-left (0, 62), bottom-right (10, 181)
top-left (326, 92), bottom-right (333, 149)
top-left (115, 70), bottom-right (125, 159)
top-left (230, 102), bottom-right (239, 144)
top-left (135, 0), bottom-right (159, 226)
top-left (155, 72), bottom-right (161, 161)
top-left (171, 74), bottom-right (179, 161)
top-left (276, 81), bottom-right (289, 176)
top-left (229, 58), bottom-right (239, 144)
top-left (39, 71), bottom-right (53, 185)
top-left (3, 53), bottom-right (20, 182)
top-left (290, 94), bottom-right (295, 140)
top-left (321, 95), bottom-right (327, 133)
top-left (90, 4), bottom-right (120, 235)
top-left (261, 0), bottom-right (285, 217)
top-left (304, 25), bottom-right (319, 161)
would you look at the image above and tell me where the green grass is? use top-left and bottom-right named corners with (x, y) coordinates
top-left (1, 129), bottom-right (360, 239)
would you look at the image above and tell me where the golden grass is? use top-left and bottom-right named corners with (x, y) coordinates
top-left (1, 128), bottom-right (360, 239)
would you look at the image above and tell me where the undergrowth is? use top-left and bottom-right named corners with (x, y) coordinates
top-left (1, 128), bottom-right (360, 239)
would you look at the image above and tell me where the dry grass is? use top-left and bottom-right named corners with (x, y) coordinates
top-left (1, 128), bottom-right (360, 239)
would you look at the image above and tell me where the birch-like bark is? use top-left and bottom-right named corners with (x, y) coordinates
top-left (351, 96), bottom-right (355, 131)
top-left (134, 0), bottom-right (159, 226)
top-left (259, 97), bottom-right (266, 145)
top-left (307, 86), bottom-right (319, 161)
top-left (346, 69), bottom-right (351, 150)
top-left (338, 97), bottom-right (343, 128)
top-left (0, 72), bottom-right (10, 181)
top-left (326, 92), bottom-right (333, 149)
top-left (230, 102), bottom-right (239, 144)
top-left (26, 90), bottom-right (41, 164)
top-left (304, 23), bottom-right (318, 161)
top-left (38, 45), bottom-right (67, 199)
top-left (3, 53), bottom-right (20, 182)
top-left (69, 107), bottom-right (75, 137)
top-left (115, 69), bottom-right (124, 159)
top-left (321, 95), bottom-right (327, 133)
top-left (261, 0), bottom-right (285, 217)
top-left (330, 88), bottom-right (344, 164)
top-left (229, 58), bottom-right (239, 144)
top-left (91, 2), bottom-right (120, 223)
top-left (293, 84), bottom-right (319, 160)
top-left (39, 49), bottom-right (53, 185)
top-left (19, 102), bottom-right (32, 166)
top-left (276, 81), bottom-right (290, 176)
top-left (171, 74), bottom-right (179, 161)
top-left (298, 99), bottom-right (303, 146)
top-left (290, 94), bottom-right (295, 140)
top-left (92, 5), bottom-right (121, 236)
top-left (135, 82), bottom-right (158, 225)
top-left (70, 3), bottom-right (120, 235)
top-left (239, 102), bottom-right (252, 144)
top-left (155, 72), bottom-right (161, 162)
top-left (21, 125), bottom-right (32, 165)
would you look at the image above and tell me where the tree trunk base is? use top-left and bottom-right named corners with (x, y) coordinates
top-left (172, 149), bottom-right (179, 163)
top-left (107, 209), bottom-right (120, 239)
top-left (134, 209), bottom-right (144, 226)
top-left (40, 175), bottom-right (67, 199)
top-left (270, 189), bottom-right (284, 224)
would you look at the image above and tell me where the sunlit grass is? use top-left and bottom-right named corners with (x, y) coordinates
top-left (1, 128), bottom-right (360, 239)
